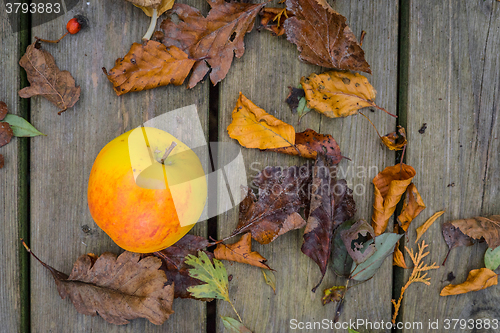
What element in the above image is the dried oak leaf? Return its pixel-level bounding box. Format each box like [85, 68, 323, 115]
[450, 215, 500, 249]
[105, 40, 195, 96]
[0, 101, 7, 120]
[268, 129, 343, 164]
[440, 268, 497, 296]
[398, 183, 426, 232]
[152, 234, 214, 300]
[19, 41, 80, 114]
[28, 248, 174, 325]
[160, 0, 267, 88]
[372, 163, 416, 236]
[340, 219, 376, 265]
[215, 233, 270, 269]
[0, 122, 14, 148]
[301, 71, 391, 118]
[302, 155, 356, 291]
[381, 125, 407, 151]
[230, 164, 311, 244]
[227, 92, 295, 149]
[284, 0, 370, 73]
[259, 8, 292, 36]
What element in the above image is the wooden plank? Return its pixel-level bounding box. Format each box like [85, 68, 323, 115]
[217, 1, 398, 331]
[29, 1, 210, 332]
[0, 9, 27, 333]
[401, 0, 500, 331]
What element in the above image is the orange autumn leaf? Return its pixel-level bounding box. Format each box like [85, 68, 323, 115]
[214, 233, 271, 270]
[393, 241, 408, 269]
[259, 8, 292, 36]
[415, 210, 445, 243]
[227, 93, 295, 149]
[440, 268, 498, 296]
[398, 183, 426, 232]
[372, 164, 416, 236]
[381, 125, 407, 151]
[105, 40, 195, 96]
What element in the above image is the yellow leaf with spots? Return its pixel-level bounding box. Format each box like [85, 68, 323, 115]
[227, 92, 295, 149]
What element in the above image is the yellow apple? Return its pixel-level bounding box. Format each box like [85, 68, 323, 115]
[87, 127, 207, 253]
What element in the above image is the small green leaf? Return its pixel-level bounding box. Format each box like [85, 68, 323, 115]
[348, 329, 360, 333]
[262, 269, 276, 294]
[349, 233, 402, 281]
[185, 251, 229, 301]
[2, 114, 44, 137]
[331, 220, 355, 277]
[221, 316, 252, 333]
[484, 247, 500, 270]
[297, 96, 312, 120]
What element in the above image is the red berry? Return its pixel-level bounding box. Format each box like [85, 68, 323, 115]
[66, 18, 81, 35]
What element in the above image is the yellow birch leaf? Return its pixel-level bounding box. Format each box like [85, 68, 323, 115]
[398, 183, 426, 232]
[440, 268, 497, 296]
[415, 210, 445, 243]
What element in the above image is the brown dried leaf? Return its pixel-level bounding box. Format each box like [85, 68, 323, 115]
[0, 122, 14, 148]
[393, 242, 408, 269]
[19, 42, 80, 114]
[302, 155, 356, 291]
[441, 221, 475, 265]
[268, 129, 343, 164]
[450, 215, 500, 249]
[161, 0, 267, 88]
[0, 154, 4, 169]
[105, 41, 195, 96]
[340, 220, 375, 264]
[381, 126, 407, 151]
[0, 101, 7, 120]
[284, 0, 370, 72]
[231, 164, 311, 244]
[440, 268, 498, 296]
[415, 210, 445, 242]
[227, 92, 295, 149]
[372, 164, 416, 235]
[215, 233, 270, 269]
[259, 8, 292, 36]
[398, 183, 426, 232]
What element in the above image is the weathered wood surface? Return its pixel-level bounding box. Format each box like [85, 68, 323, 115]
[217, 1, 398, 332]
[401, 1, 500, 332]
[29, 0, 209, 332]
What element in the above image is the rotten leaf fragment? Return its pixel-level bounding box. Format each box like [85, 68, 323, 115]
[442, 221, 475, 265]
[227, 93, 295, 149]
[371, 163, 416, 235]
[25, 245, 174, 325]
[440, 268, 497, 296]
[398, 183, 426, 232]
[302, 155, 356, 291]
[259, 8, 292, 36]
[215, 233, 271, 270]
[340, 220, 375, 265]
[322, 285, 346, 305]
[230, 164, 311, 244]
[285, 86, 312, 120]
[105, 41, 195, 96]
[415, 210, 445, 242]
[301, 71, 393, 118]
[0, 101, 7, 120]
[284, 0, 370, 73]
[19, 41, 80, 114]
[331, 220, 355, 277]
[161, 0, 267, 88]
[449, 215, 500, 249]
[0, 122, 13, 148]
[381, 125, 407, 151]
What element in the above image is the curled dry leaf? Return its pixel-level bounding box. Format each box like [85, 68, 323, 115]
[268, 129, 343, 164]
[450, 215, 500, 249]
[415, 210, 445, 243]
[440, 268, 498, 296]
[322, 285, 346, 306]
[371, 163, 416, 235]
[284, 0, 370, 73]
[0, 101, 7, 120]
[161, 0, 267, 88]
[230, 164, 311, 244]
[381, 125, 407, 151]
[398, 183, 426, 232]
[259, 8, 292, 36]
[340, 220, 375, 265]
[215, 233, 271, 270]
[0, 122, 14, 148]
[227, 93, 295, 149]
[301, 71, 390, 118]
[19, 41, 80, 114]
[393, 241, 408, 269]
[105, 41, 195, 96]
[302, 155, 356, 291]
[26, 245, 174, 325]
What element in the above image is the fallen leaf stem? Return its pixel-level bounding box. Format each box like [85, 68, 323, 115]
[359, 112, 382, 138]
[160, 142, 177, 164]
[143, 8, 158, 41]
[35, 32, 69, 44]
[228, 299, 242, 322]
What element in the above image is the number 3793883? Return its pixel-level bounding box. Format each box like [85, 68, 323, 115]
[6, 2, 61, 14]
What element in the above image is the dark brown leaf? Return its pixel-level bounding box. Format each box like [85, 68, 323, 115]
[259, 7, 292, 36]
[215, 233, 270, 269]
[301, 155, 356, 291]
[442, 221, 475, 265]
[231, 164, 311, 244]
[450, 215, 500, 249]
[340, 220, 375, 264]
[0, 122, 14, 148]
[284, 0, 370, 73]
[268, 129, 343, 164]
[18, 42, 80, 114]
[0, 101, 7, 120]
[161, 0, 267, 88]
[285, 86, 305, 113]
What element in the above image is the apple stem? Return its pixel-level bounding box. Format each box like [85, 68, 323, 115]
[160, 142, 177, 164]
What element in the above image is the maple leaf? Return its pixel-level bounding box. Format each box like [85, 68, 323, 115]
[259, 7, 292, 36]
[105, 40, 195, 96]
[24, 243, 174, 325]
[440, 268, 498, 296]
[0, 122, 13, 148]
[301, 71, 394, 118]
[284, 0, 370, 73]
[381, 126, 407, 151]
[371, 163, 416, 235]
[227, 92, 295, 149]
[160, 0, 267, 88]
[215, 233, 271, 269]
[449, 215, 500, 249]
[18, 41, 80, 114]
[229, 164, 311, 244]
[302, 155, 356, 291]
[397, 183, 426, 232]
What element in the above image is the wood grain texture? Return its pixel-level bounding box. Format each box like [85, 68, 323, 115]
[217, 1, 398, 331]
[29, 0, 209, 331]
[401, 0, 500, 331]
[0, 9, 24, 333]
